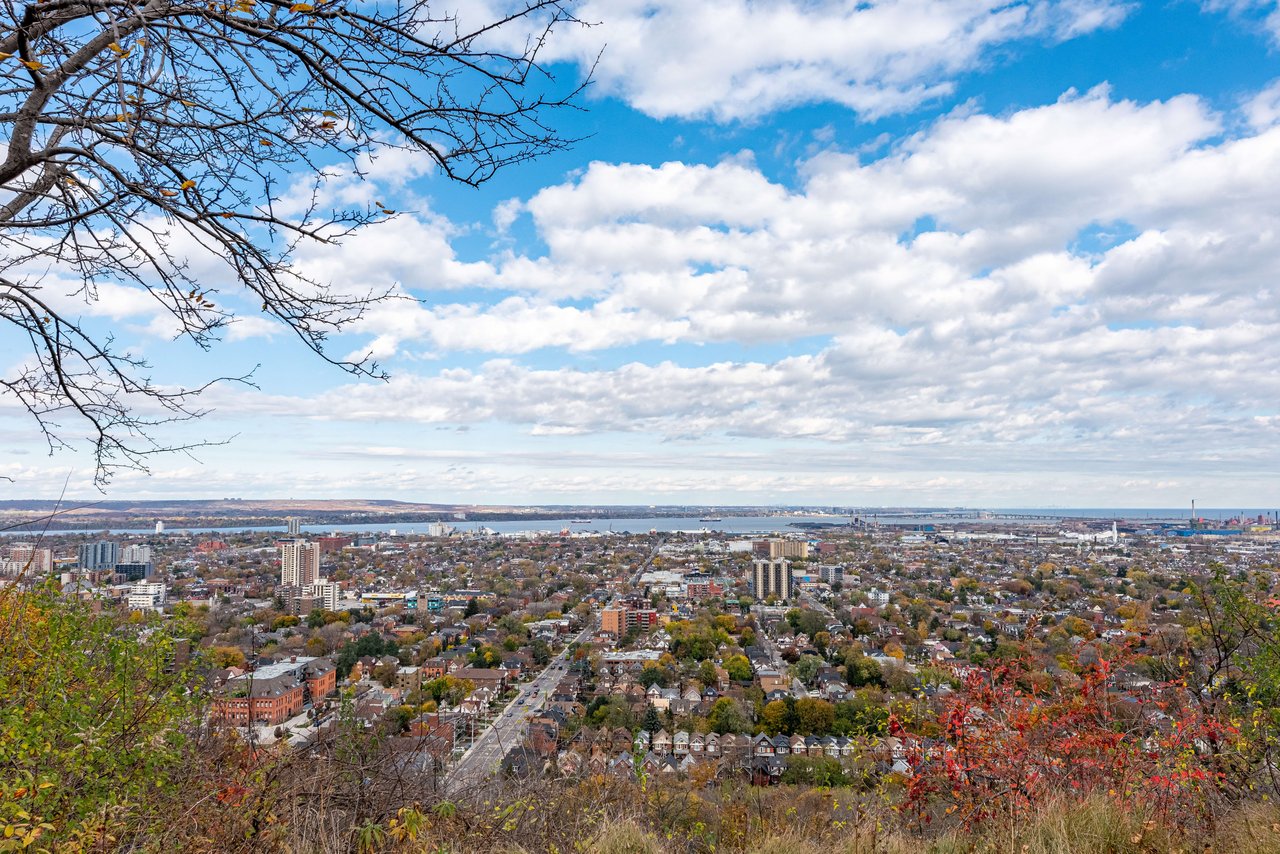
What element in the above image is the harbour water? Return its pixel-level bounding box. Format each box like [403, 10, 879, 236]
[3, 507, 1268, 537]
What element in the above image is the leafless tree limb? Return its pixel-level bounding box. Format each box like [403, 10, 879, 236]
[0, 0, 587, 485]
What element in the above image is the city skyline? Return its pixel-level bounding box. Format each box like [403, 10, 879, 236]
[4, 1, 1280, 505]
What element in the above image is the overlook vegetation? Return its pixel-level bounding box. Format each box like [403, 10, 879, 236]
[2, 568, 1279, 852]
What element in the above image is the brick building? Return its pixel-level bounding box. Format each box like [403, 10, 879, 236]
[452, 667, 508, 695]
[212, 657, 336, 727]
[601, 606, 659, 637]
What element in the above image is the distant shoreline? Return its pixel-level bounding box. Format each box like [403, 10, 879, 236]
[1, 505, 1260, 537]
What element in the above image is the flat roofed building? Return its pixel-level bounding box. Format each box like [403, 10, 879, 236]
[127, 581, 167, 611]
[1, 544, 52, 576]
[280, 540, 320, 586]
[751, 558, 792, 601]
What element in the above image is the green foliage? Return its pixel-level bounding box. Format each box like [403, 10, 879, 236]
[468, 643, 503, 667]
[638, 666, 669, 689]
[334, 632, 399, 678]
[384, 705, 414, 734]
[793, 698, 835, 734]
[834, 694, 889, 736]
[587, 696, 638, 730]
[666, 618, 731, 662]
[780, 755, 850, 787]
[496, 613, 529, 637]
[791, 653, 824, 685]
[706, 697, 750, 734]
[796, 610, 828, 639]
[354, 818, 388, 853]
[845, 654, 883, 688]
[531, 637, 552, 665]
[642, 704, 662, 735]
[724, 654, 753, 682]
[761, 699, 794, 735]
[0, 589, 198, 847]
[423, 675, 474, 706]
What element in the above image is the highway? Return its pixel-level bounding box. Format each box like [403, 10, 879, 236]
[444, 623, 593, 793]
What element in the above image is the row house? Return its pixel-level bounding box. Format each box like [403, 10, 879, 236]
[637, 751, 698, 776]
[632, 731, 772, 761]
[570, 727, 635, 754]
[645, 683, 703, 713]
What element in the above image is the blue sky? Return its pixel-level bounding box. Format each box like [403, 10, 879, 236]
[6, 0, 1280, 506]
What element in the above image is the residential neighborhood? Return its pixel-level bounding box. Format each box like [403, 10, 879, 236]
[5, 509, 1278, 793]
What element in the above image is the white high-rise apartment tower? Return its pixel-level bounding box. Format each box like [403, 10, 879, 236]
[280, 540, 320, 586]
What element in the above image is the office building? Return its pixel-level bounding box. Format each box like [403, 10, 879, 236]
[212, 657, 337, 726]
[751, 557, 792, 601]
[280, 540, 320, 586]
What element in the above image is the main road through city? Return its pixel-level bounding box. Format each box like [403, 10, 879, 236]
[444, 623, 594, 794]
[445, 541, 663, 794]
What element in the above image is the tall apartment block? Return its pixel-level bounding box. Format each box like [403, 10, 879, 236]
[78, 541, 119, 570]
[751, 557, 792, 601]
[1, 543, 53, 576]
[121, 544, 152, 564]
[601, 606, 659, 636]
[280, 540, 321, 586]
[752, 539, 809, 559]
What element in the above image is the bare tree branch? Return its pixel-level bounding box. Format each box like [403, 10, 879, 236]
[0, 0, 588, 485]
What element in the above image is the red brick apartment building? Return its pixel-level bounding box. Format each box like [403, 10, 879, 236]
[213, 657, 336, 727]
[601, 606, 659, 636]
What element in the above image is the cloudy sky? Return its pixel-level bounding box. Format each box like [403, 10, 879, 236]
[6, 0, 1280, 507]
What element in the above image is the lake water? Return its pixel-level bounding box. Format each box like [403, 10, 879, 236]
[4, 507, 1267, 537]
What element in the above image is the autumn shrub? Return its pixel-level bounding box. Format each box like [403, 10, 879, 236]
[582, 820, 666, 854]
[895, 650, 1236, 836]
[0, 585, 200, 850]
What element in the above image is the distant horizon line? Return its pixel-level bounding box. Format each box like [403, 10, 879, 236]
[0, 498, 1272, 512]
